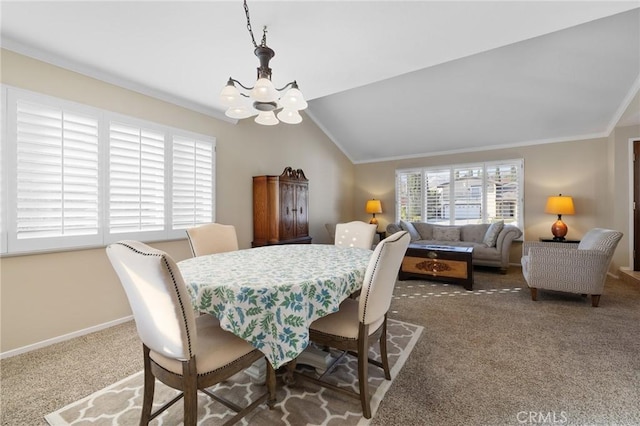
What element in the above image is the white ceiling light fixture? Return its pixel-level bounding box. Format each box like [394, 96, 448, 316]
[219, 0, 308, 126]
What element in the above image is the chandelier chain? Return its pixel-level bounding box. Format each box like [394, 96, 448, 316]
[243, 0, 258, 48]
[244, 0, 269, 49]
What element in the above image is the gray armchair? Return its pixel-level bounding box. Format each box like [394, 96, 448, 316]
[521, 228, 623, 307]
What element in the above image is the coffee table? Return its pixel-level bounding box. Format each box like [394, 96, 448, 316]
[399, 244, 474, 290]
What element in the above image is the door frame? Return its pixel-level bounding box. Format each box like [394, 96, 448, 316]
[631, 139, 640, 270]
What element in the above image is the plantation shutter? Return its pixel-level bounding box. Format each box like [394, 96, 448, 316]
[172, 136, 214, 230]
[451, 164, 483, 223]
[109, 122, 165, 234]
[395, 170, 423, 221]
[15, 100, 99, 240]
[424, 169, 449, 223]
[485, 160, 522, 227]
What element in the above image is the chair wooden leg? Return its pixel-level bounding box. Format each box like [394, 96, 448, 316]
[379, 316, 391, 380]
[591, 295, 601, 307]
[182, 358, 198, 426]
[358, 324, 372, 419]
[530, 287, 538, 301]
[141, 345, 155, 425]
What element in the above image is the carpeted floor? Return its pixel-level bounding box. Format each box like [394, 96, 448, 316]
[43, 319, 422, 426]
[2, 265, 640, 425]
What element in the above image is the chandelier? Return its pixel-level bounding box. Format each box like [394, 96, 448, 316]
[219, 0, 307, 126]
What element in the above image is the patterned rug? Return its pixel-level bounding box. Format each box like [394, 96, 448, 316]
[44, 319, 422, 426]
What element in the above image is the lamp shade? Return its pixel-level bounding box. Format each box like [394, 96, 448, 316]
[366, 199, 382, 214]
[277, 108, 302, 124]
[219, 83, 243, 107]
[544, 195, 575, 215]
[255, 110, 279, 126]
[280, 87, 308, 110]
[251, 78, 279, 103]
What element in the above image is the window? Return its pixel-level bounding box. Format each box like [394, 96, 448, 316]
[396, 159, 523, 229]
[1, 86, 216, 255]
[172, 136, 214, 231]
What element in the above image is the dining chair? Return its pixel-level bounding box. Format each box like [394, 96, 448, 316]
[298, 230, 410, 419]
[106, 240, 275, 425]
[186, 222, 239, 257]
[334, 221, 377, 249]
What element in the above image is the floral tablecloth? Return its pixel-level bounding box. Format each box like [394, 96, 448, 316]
[178, 244, 372, 369]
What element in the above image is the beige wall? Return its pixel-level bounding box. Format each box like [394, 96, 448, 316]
[0, 50, 355, 353]
[354, 135, 635, 271]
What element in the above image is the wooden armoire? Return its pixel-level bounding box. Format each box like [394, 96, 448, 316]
[252, 167, 312, 247]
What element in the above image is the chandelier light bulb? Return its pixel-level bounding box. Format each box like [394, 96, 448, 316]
[255, 110, 279, 126]
[277, 108, 303, 124]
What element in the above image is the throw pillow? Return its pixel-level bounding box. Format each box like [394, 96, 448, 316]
[432, 226, 461, 242]
[399, 220, 420, 241]
[483, 220, 504, 247]
[412, 222, 433, 240]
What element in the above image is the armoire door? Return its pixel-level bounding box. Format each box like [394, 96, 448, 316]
[279, 181, 296, 241]
[294, 183, 309, 238]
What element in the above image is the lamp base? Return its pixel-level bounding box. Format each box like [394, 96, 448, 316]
[369, 217, 378, 225]
[551, 216, 568, 240]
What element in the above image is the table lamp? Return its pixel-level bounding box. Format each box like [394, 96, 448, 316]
[544, 194, 575, 241]
[366, 199, 382, 225]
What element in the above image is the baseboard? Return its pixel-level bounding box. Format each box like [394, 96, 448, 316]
[0, 315, 133, 360]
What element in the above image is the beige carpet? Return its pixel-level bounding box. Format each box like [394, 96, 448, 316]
[44, 319, 422, 426]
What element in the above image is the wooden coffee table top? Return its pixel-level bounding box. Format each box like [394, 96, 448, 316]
[407, 244, 473, 254]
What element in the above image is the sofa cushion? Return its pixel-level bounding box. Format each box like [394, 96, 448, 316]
[412, 222, 433, 240]
[432, 226, 461, 242]
[483, 221, 504, 247]
[461, 224, 490, 243]
[399, 220, 421, 241]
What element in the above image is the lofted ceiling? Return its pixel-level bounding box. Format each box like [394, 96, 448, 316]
[2, 1, 639, 163]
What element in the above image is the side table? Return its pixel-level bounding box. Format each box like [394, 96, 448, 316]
[539, 238, 581, 243]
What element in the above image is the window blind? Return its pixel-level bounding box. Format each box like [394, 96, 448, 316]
[396, 159, 523, 229]
[16, 100, 99, 240]
[172, 136, 214, 230]
[3, 86, 217, 255]
[395, 169, 422, 222]
[109, 122, 165, 234]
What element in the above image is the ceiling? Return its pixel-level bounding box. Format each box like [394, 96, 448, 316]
[2, 1, 639, 163]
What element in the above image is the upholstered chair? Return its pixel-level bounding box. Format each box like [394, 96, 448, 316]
[521, 228, 623, 307]
[334, 221, 377, 249]
[186, 223, 239, 257]
[298, 231, 410, 418]
[106, 240, 275, 425]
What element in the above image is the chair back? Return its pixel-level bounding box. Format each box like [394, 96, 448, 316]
[358, 231, 410, 325]
[335, 221, 377, 249]
[186, 223, 239, 257]
[578, 228, 623, 255]
[106, 240, 196, 361]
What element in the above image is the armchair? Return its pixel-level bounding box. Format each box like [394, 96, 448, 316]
[521, 228, 623, 307]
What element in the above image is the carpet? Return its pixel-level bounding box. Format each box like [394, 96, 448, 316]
[44, 319, 423, 426]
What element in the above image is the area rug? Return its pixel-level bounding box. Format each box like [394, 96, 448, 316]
[44, 319, 422, 426]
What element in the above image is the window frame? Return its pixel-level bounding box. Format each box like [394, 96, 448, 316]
[395, 159, 524, 230]
[1, 85, 216, 256]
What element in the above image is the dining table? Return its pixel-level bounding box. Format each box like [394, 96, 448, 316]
[178, 244, 372, 369]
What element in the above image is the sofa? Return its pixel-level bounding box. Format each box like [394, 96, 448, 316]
[387, 220, 522, 273]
